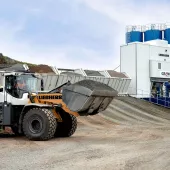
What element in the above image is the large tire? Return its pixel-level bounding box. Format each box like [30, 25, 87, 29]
[55, 112, 77, 137]
[22, 108, 57, 141]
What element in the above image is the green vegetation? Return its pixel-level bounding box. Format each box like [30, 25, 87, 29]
[0, 53, 37, 66]
[0, 53, 54, 73]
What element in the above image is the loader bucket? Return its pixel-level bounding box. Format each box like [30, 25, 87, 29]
[62, 80, 118, 116]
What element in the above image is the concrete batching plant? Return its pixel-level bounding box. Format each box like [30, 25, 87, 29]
[126, 23, 170, 44]
[121, 23, 170, 107]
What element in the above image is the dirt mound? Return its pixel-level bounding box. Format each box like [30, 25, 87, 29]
[29, 65, 54, 73]
[100, 96, 170, 126]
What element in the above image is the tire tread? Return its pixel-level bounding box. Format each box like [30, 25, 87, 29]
[23, 107, 56, 141]
[55, 112, 77, 137]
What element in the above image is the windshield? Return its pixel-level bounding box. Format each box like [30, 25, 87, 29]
[5, 74, 42, 98]
[16, 74, 40, 92]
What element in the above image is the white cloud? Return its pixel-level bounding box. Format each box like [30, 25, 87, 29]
[1, 0, 170, 71]
[75, 0, 170, 71]
[0, 20, 116, 70]
[77, 0, 170, 24]
[0, 0, 121, 70]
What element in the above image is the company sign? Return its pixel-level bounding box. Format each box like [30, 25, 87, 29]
[159, 54, 169, 57]
[160, 71, 170, 77]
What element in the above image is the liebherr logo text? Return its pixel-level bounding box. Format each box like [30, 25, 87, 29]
[38, 95, 62, 99]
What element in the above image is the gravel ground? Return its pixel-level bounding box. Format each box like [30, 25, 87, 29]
[1, 96, 170, 170]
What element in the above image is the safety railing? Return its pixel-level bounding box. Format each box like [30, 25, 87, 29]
[127, 87, 170, 108]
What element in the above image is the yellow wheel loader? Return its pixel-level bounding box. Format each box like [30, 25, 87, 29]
[0, 64, 118, 141]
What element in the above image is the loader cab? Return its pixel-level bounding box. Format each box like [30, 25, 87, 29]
[4, 73, 43, 99]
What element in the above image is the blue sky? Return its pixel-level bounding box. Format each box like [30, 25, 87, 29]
[0, 0, 169, 70]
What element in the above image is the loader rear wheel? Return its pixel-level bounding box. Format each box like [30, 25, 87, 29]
[22, 108, 57, 141]
[55, 112, 77, 137]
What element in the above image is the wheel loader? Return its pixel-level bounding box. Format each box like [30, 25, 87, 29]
[0, 64, 118, 141]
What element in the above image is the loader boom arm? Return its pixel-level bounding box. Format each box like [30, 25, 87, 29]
[30, 80, 118, 117]
[31, 93, 79, 117]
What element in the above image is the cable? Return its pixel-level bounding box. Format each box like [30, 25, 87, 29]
[113, 65, 120, 71]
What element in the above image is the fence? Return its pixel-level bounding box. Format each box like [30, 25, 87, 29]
[39, 74, 131, 94]
[126, 87, 151, 98]
[126, 86, 170, 108]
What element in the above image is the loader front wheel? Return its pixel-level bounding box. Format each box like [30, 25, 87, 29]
[55, 112, 77, 137]
[22, 108, 57, 141]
